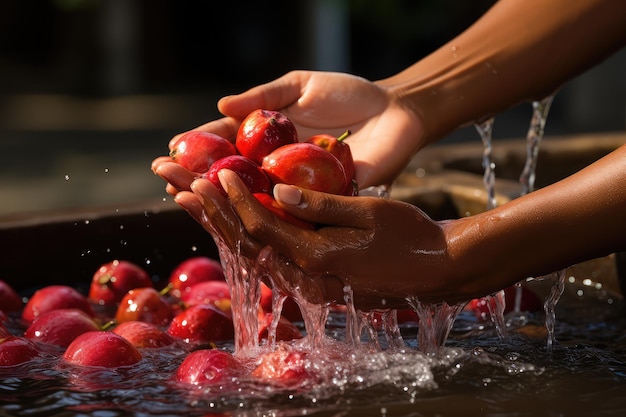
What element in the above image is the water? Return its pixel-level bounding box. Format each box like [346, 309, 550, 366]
[2, 299, 625, 416]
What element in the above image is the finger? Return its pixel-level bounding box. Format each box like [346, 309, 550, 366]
[273, 184, 374, 228]
[168, 116, 241, 149]
[190, 178, 260, 259]
[151, 155, 173, 174]
[216, 169, 317, 258]
[217, 71, 307, 119]
[154, 161, 198, 192]
[173, 191, 205, 224]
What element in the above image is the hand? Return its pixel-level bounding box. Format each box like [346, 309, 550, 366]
[152, 160, 332, 305]
[213, 169, 467, 308]
[169, 70, 424, 189]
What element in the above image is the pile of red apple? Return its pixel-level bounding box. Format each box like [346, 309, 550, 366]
[169, 109, 358, 229]
[0, 257, 309, 387]
[1, 256, 543, 394]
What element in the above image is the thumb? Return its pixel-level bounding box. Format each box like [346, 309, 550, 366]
[273, 184, 373, 228]
[218, 72, 307, 119]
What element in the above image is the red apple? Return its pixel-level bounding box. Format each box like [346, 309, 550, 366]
[170, 131, 237, 174]
[173, 349, 245, 386]
[0, 323, 9, 338]
[22, 285, 94, 324]
[203, 154, 272, 197]
[167, 304, 234, 344]
[253, 192, 315, 230]
[262, 142, 349, 195]
[251, 346, 311, 387]
[180, 280, 232, 314]
[259, 282, 303, 322]
[112, 321, 176, 349]
[0, 280, 23, 313]
[0, 336, 43, 367]
[25, 308, 100, 348]
[235, 109, 298, 164]
[63, 330, 142, 368]
[115, 287, 172, 326]
[258, 311, 302, 342]
[88, 260, 153, 307]
[167, 256, 226, 299]
[306, 130, 357, 195]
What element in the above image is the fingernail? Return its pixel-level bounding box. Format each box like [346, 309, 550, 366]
[217, 170, 230, 194]
[274, 184, 302, 205]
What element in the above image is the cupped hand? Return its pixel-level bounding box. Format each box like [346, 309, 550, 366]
[169, 70, 425, 189]
[215, 169, 466, 308]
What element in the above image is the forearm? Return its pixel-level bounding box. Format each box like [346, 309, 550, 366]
[447, 145, 626, 299]
[378, 0, 626, 147]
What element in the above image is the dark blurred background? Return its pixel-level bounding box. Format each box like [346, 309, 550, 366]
[1, 0, 624, 216]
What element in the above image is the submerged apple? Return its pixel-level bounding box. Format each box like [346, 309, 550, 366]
[25, 308, 101, 348]
[167, 256, 225, 299]
[63, 331, 142, 368]
[174, 349, 245, 386]
[0, 280, 23, 313]
[170, 131, 237, 174]
[262, 142, 349, 195]
[22, 285, 94, 324]
[235, 109, 298, 164]
[88, 260, 153, 307]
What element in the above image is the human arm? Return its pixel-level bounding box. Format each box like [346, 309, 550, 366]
[166, 0, 625, 189]
[206, 144, 626, 306]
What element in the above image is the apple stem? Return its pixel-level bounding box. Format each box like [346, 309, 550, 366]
[337, 130, 351, 142]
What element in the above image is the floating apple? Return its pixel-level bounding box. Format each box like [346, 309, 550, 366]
[63, 331, 142, 368]
[167, 304, 234, 345]
[0, 336, 44, 367]
[251, 345, 311, 387]
[170, 131, 237, 174]
[167, 256, 226, 299]
[115, 287, 172, 327]
[22, 285, 94, 324]
[25, 308, 101, 349]
[235, 109, 298, 164]
[112, 321, 176, 349]
[173, 349, 245, 386]
[88, 260, 153, 307]
[259, 282, 303, 322]
[257, 311, 302, 343]
[306, 130, 357, 195]
[262, 142, 349, 195]
[253, 192, 315, 230]
[180, 280, 232, 314]
[0, 280, 23, 313]
[203, 154, 272, 197]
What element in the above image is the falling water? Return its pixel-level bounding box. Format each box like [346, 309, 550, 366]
[516, 95, 566, 349]
[407, 296, 466, 355]
[543, 269, 566, 352]
[475, 118, 497, 211]
[475, 118, 508, 338]
[519, 96, 554, 196]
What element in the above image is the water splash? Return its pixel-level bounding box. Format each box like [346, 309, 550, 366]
[407, 296, 466, 355]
